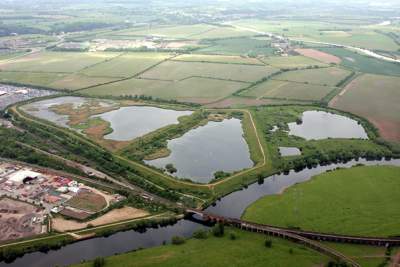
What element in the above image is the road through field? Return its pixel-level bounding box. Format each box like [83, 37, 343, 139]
[228, 23, 400, 63]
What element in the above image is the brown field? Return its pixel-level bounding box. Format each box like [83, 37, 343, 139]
[0, 198, 44, 241]
[295, 48, 341, 64]
[330, 74, 400, 142]
[66, 189, 107, 213]
[52, 207, 149, 232]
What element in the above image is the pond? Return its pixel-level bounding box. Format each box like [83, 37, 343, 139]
[279, 147, 301, 156]
[21, 96, 88, 128]
[288, 110, 368, 140]
[93, 106, 193, 141]
[145, 118, 254, 183]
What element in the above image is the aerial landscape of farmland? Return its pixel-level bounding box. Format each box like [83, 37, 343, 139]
[0, 0, 399, 266]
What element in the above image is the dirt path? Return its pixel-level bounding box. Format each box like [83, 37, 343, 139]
[390, 251, 400, 267]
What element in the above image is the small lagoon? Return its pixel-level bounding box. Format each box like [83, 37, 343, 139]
[94, 106, 193, 141]
[145, 118, 253, 183]
[288, 110, 368, 140]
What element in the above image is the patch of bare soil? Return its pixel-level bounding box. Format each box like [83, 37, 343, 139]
[295, 48, 341, 64]
[52, 206, 149, 232]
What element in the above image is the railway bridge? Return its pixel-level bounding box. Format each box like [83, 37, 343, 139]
[187, 209, 400, 267]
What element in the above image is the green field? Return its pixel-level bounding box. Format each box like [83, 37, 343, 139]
[318, 47, 400, 76]
[83, 77, 245, 103]
[48, 74, 119, 90]
[139, 60, 278, 83]
[0, 52, 117, 73]
[242, 79, 334, 101]
[74, 228, 328, 267]
[0, 71, 66, 88]
[173, 54, 263, 65]
[273, 67, 351, 86]
[198, 37, 277, 56]
[330, 73, 400, 142]
[81, 53, 171, 78]
[243, 165, 400, 236]
[262, 56, 327, 68]
[113, 24, 253, 39]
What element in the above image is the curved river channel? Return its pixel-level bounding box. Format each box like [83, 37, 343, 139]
[2, 158, 400, 267]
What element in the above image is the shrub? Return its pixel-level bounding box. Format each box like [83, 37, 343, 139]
[265, 239, 272, 248]
[192, 229, 208, 239]
[212, 223, 225, 237]
[93, 257, 105, 267]
[171, 236, 186, 245]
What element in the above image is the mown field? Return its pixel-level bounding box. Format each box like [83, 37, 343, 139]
[243, 165, 400, 236]
[74, 228, 329, 267]
[330, 73, 400, 142]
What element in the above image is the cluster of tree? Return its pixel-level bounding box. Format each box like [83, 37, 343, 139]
[0, 23, 44, 37]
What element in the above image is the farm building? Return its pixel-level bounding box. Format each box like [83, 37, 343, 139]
[0, 91, 7, 96]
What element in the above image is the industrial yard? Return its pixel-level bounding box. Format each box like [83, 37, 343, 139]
[0, 161, 125, 241]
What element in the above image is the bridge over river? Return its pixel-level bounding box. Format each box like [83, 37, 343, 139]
[187, 209, 400, 267]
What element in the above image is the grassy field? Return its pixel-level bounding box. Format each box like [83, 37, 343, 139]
[81, 53, 172, 78]
[318, 47, 400, 76]
[273, 67, 351, 86]
[113, 24, 253, 39]
[82, 77, 246, 103]
[0, 52, 117, 73]
[243, 165, 400, 236]
[0, 71, 66, 88]
[330, 73, 400, 142]
[74, 228, 328, 267]
[262, 56, 327, 68]
[173, 54, 263, 65]
[139, 60, 278, 83]
[198, 37, 277, 56]
[242, 79, 334, 101]
[48, 74, 119, 90]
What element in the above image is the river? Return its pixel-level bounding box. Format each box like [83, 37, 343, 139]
[2, 158, 399, 267]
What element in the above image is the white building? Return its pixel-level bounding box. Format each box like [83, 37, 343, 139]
[0, 91, 7, 96]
